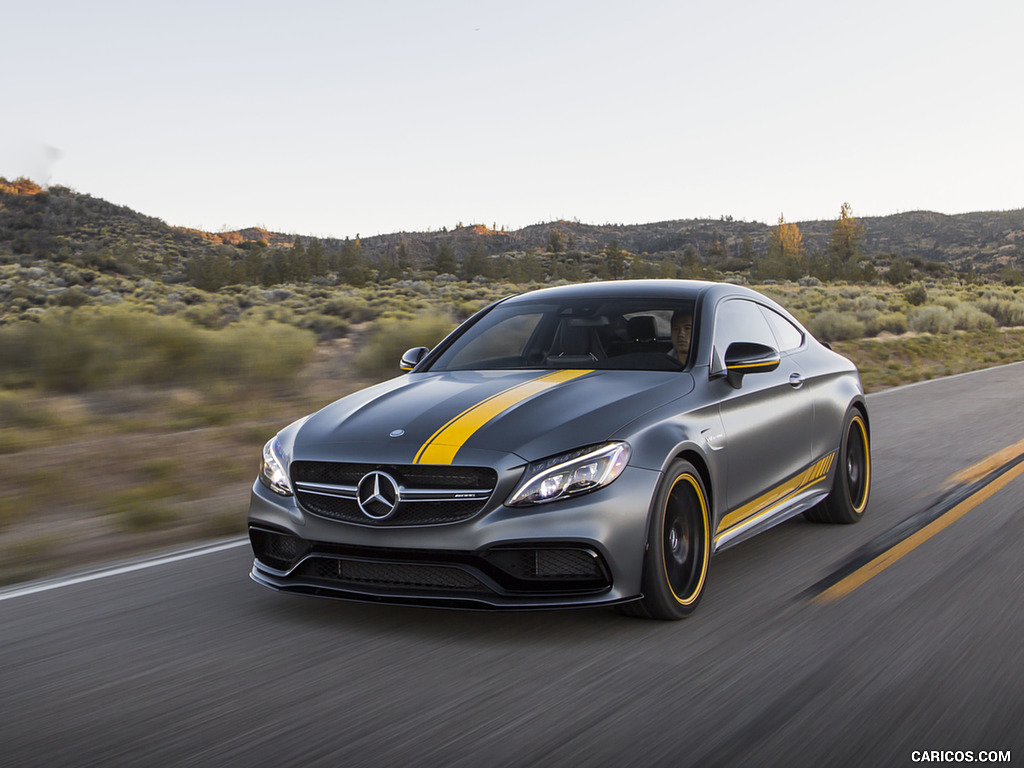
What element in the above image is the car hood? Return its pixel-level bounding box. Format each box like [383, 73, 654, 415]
[292, 368, 694, 465]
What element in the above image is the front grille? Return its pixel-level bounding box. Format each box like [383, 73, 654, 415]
[297, 495, 488, 526]
[293, 463, 495, 489]
[293, 556, 489, 593]
[291, 461, 498, 526]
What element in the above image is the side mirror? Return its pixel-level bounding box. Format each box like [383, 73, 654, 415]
[400, 346, 429, 372]
[724, 342, 780, 388]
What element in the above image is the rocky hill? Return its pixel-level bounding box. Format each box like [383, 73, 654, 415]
[1, 177, 1022, 282]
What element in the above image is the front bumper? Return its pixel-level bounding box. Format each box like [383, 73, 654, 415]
[246, 464, 660, 610]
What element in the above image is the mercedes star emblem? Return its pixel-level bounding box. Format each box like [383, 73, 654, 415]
[356, 471, 400, 519]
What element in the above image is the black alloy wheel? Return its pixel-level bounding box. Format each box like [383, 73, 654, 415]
[805, 408, 871, 524]
[621, 459, 710, 620]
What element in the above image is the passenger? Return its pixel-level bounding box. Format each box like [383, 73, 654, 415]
[669, 310, 693, 363]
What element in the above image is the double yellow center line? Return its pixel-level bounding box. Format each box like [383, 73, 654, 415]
[811, 438, 1024, 603]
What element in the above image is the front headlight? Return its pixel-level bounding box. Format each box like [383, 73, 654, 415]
[506, 442, 631, 507]
[259, 437, 293, 496]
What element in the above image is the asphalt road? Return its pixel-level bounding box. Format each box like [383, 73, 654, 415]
[3, 363, 1023, 767]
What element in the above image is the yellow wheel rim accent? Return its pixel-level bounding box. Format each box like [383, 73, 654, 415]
[849, 414, 870, 515]
[663, 474, 710, 606]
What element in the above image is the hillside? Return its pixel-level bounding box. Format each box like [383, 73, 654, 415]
[1, 177, 1022, 295]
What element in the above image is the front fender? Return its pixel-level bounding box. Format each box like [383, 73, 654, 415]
[614, 405, 727, 534]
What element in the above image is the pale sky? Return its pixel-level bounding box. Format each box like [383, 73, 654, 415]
[3, 0, 1021, 239]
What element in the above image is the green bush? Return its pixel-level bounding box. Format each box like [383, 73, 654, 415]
[56, 286, 91, 308]
[808, 311, 866, 342]
[908, 305, 954, 334]
[975, 298, 1024, 327]
[860, 310, 909, 336]
[0, 306, 315, 392]
[300, 313, 350, 339]
[953, 304, 997, 331]
[903, 284, 928, 306]
[871, 311, 908, 335]
[354, 313, 457, 379]
[322, 295, 377, 323]
[105, 487, 178, 532]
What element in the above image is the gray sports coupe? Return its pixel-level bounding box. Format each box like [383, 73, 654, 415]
[248, 279, 870, 619]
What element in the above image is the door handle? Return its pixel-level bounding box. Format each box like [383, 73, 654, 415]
[789, 373, 805, 389]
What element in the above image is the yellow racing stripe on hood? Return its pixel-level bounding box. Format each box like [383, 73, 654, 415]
[414, 369, 592, 465]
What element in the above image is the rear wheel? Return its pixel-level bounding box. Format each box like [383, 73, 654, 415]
[621, 459, 711, 620]
[804, 408, 870, 524]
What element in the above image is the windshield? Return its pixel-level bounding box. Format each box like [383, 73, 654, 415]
[428, 297, 697, 372]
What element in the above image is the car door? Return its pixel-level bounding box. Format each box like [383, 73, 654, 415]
[712, 298, 815, 512]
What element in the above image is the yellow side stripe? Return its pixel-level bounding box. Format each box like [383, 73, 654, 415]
[414, 369, 593, 465]
[715, 451, 837, 537]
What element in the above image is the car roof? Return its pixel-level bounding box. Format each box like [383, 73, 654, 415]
[501, 279, 754, 305]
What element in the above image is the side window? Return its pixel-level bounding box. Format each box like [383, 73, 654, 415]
[713, 299, 777, 355]
[760, 307, 804, 353]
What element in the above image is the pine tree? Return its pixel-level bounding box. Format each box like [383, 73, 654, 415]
[433, 242, 457, 274]
[462, 243, 490, 280]
[828, 203, 864, 264]
[306, 238, 326, 276]
[604, 240, 625, 279]
[769, 214, 804, 262]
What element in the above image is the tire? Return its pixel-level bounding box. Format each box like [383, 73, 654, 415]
[621, 459, 711, 620]
[804, 408, 871, 524]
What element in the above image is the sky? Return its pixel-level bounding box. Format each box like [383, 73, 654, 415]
[3, 0, 1022, 239]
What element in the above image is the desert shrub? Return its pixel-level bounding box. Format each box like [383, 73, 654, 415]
[0, 306, 315, 391]
[354, 313, 457, 379]
[56, 286, 91, 308]
[975, 298, 1024, 327]
[903, 284, 928, 306]
[183, 301, 235, 329]
[953, 304, 997, 331]
[808, 311, 866, 342]
[870, 311, 909, 335]
[205, 321, 315, 386]
[908, 305, 954, 334]
[300, 313, 350, 339]
[854, 296, 887, 313]
[105, 487, 178, 532]
[855, 309, 881, 337]
[321, 295, 377, 323]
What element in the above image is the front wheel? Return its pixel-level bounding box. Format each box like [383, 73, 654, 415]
[621, 459, 711, 620]
[805, 408, 871, 524]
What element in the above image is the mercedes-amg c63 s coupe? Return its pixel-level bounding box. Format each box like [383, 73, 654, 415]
[248, 279, 870, 619]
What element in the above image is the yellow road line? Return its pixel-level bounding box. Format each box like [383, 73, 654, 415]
[815, 459, 1024, 604]
[943, 437, 1024, 488]
[414, 369, 592, 465]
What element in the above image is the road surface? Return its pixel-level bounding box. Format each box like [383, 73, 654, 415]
[3, 363, 1023, 767]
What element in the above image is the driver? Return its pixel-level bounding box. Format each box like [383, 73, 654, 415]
[669, 310, 693, 363]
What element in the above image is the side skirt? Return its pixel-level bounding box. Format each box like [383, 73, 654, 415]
[712, 451, 836, 552]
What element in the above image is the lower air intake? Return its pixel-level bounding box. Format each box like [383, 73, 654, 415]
[294, 557, 489, 593]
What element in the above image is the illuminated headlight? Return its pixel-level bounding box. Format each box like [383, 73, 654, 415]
[259, 437, 293, 496]
[507, 442, 631, 507]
